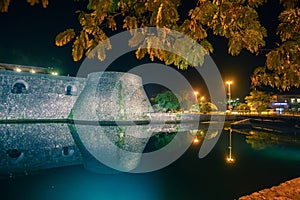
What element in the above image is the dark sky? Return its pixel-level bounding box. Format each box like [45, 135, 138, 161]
[0, 0, 283, 99]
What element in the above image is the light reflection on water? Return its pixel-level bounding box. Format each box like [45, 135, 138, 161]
[0, 123, 299, 200]
[242, 129, 300, 161]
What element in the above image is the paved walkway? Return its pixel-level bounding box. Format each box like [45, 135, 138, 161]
[239, 177, 300, 200]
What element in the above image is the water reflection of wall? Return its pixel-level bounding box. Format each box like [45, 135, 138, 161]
[0, 70, 85, 119]
[0, 122, 203, 176]
[0, 123, 82, 177]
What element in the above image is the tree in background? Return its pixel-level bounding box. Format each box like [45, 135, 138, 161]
[199, 102, 218, 113]
[245, 90, 272, 114]
[189, 104, 200, 113]
[234, 103, 250, 114]
[0, 0, 298, 89]
[178, 90, 196, 110]
[153, 91, 180, 112]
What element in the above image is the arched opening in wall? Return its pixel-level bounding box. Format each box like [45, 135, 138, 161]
[11, 80, 29, 94]
[62, 146, 75, 157]
[65, 85, 77, 96]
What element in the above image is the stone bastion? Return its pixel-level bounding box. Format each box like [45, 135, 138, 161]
[0, 65, 155, 175]
[0, 64, 201, 176]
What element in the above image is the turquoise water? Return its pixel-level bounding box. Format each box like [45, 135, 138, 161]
[0, 128, 299, 200]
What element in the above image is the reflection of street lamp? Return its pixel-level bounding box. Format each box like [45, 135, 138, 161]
[226, 128, 235, 164]
[193, 136, 200, 144]
[226, 81, 233, 111]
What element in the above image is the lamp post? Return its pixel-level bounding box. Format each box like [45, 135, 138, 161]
[226, 81, 233, 111]
[193, 91, 199, 103]
[193, 91, 199, 97]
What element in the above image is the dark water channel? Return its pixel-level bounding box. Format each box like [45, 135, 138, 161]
[0, 123, 299, 200]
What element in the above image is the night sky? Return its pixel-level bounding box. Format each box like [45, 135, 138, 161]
[0, 0, 283, 99]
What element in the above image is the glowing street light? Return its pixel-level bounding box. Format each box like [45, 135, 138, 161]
[193, 91, 199, 97]
[30, 69, 36, 74]
[51, 72, 58, 76]
[226, 81, 233, 111]
[193, 136, 200, 144]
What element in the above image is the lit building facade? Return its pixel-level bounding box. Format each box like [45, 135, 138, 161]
[271, 95, 300, 114]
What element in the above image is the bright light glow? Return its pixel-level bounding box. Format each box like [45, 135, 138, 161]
[200, 96, 205, 101]
[51, 72, 58, 76]
[15, 68, 22, 72]
[193, 91, 199, 96]
[226, 156, 235, 163]
[30, 69, 36, 74]
[193, 137, 200, 144]
[226, 81, 233, 85]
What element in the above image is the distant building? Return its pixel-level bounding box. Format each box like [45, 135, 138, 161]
[227, 98, 240, 110]
[271, 95, 300, 114]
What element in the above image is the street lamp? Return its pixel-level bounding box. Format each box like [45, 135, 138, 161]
[194, 91, 199, 103]
[193, 91, 199, 97]
[226, 81, 233, 111]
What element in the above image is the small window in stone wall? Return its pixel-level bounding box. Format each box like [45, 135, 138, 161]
[11, 80, 29, 94]
[65, 85, 77, 96]
[62, 146, 75, 157]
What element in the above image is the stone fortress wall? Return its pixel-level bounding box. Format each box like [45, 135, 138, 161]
[0, 65, 154, 176]
[0, 64, 87, 177]
[0, 70, 86, 119]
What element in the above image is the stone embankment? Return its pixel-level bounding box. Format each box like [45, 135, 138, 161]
[239, 177, 300, 200]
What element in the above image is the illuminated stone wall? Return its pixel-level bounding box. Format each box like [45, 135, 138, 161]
[0, 70, 86, 119]
[0, 70, 155, 174]
[72, 72, 153, 121]
[0, 71, 153, 120]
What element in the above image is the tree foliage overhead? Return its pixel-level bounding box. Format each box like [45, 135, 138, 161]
[0, 0, 267, 69]
[252, 1, 300, 91]
[0, 0, 299, 89]
[55, 0, 268, 70]
[0, 0, 48, 12]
